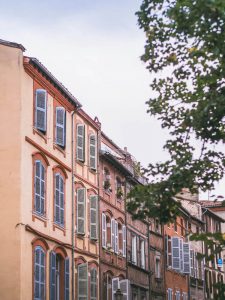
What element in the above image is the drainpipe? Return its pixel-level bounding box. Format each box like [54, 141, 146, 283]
[71, 110, 75, 300]
[124, 179, 128, 280]
[97, 127, 101, 299]
[147, 220, 151, 300]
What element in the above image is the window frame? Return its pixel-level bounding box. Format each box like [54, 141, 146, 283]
[54, 172, 65, 228]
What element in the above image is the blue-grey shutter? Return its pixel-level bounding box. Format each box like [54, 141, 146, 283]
[102, 213, 107, 248]
[120, 279, 130, 300]
[112, 277, 119, 300]
[122, 225, 126, 257]
[183, 243, 190, 274]
[172, 237, 180, 270]
[56, 107, 66, 147]
[55, 174, 64, 227]
[89, 134, 96, 170]
[77, 188, 85, 234]
[78, 263, 88, 300]
[64, 257, 70, 300]
[77, 124, 85, 161]
[90, 195, 98, 240]
[90, 268, 97, 300]
[35, 89, 47, 132]
[35, 160, 45, 215]
[34, 246, 45, 300]
[111, 219, 115, 251]
[179, 239, 183, 272]
[50, 251, 56, 300]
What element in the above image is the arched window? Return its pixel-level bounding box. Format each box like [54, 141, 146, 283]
[103, 168, 111, 192]
[90, 268, 97, 300]
[34, 160, 46, 215]
[116, 177, 123, 199]
[54, 173, 65, 227]
[34, 246, 46, 300]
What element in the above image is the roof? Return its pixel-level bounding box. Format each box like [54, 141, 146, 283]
[200, 200, 224, 208]
[26, 57, 82, 108]
[202, 206, 225, 223]
[0, 38, 26, 52]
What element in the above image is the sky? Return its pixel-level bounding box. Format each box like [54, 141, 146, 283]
[1, 0, 223, 199]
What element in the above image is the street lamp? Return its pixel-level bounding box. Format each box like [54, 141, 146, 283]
[115, 288, 123, 300]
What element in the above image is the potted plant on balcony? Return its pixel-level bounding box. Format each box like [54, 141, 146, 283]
[104, 180, 111, 191]
[116, 187, 123, 199]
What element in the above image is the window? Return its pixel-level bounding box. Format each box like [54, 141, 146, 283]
[90, 268, 97, 300]
[167, 288, 173, 300]
[78, 263, 88, 300]
[34, 246, 45, 300]
[166, 235, 172, 267]
[54, 173, 64, 227]
[140, 239, 145, 269]
[111, 219, 115, 251]
[174, 220, 178, 232]
[103, 168, 111, 192]
[183, 243, 191, 274]
[90, 195, 98, 240]
[77, 124, 85, 162]
[172, 237, 180, 270]
[102, 213, 107, 248]
[114, 220, 119, 253]
[122, 225, 126, 257]
[35, 89, 47, 133]
[55, 107, 66, 147]
[155, 219, 161, 234]
[89, 134, 97, 170]
[49, 251, 70, 300]
[175, 291, 180, 300]
[112, 278, 130, 300]
[182, 292, 188, 300]
[34, 160, 45, 216]
[155, 257, 160, 278]
[181, 218, 184, 236]
[131, 235, 137, 264]
[116, 177, 123, 199]
[77, 188, 86, 234]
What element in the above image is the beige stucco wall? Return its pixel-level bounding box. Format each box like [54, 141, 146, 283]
[0, 44, 23, 299]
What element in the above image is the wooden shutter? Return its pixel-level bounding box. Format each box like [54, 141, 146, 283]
[90, 268, 97, 300]
[172, 237, 180, 271]
[190, 250, 195, 277]
[122, 225, 126, 257]
[111, 219, 115, 251]
[49, 251, 56, 300]
[132, 235, 137, 264]
[34, 160, 45, 215]
[34, 246, 45, 300]
[78, 263, 88, 300]
[77, 188, 85, 234]
[120, 279, 130, 300]
[90, 195, 98, 240]
[35, 89, 47, 132]
[179, 239, 183, 272]
[114, 221, 118, 254]
[55, 174, 64, 226]
[56, 107, 66, 147]
[112, 277, 119, 300]
[167, 289, 173, 300]
[64, 257, 70, 300]
[141, 240, 145, 269]
[102, 213, 106, 248]
[77, 124, 85, 161]
[89, 134, 97, 170]
[183, 243, 190, 274]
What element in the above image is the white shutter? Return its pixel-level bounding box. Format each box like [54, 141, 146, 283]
[167, 288, 173, 300]
[55, 107, 66, 147]
[201, 259, 204, 280]
[176, 291, 180, 300]
[111, 219, 115, 252]
[122, 225, 126, 257]
[141, 240, 145, 269]
[182, 292, 187, 300]
[120, 279, 130, 300]
[112, 277, 119, 300]
[194, 252, 197, 278]
[172, 237, 180, 270]
[102, 213, 106, 248]
[77, 188, 85, 234]
[132, 235, 137, 264]
[183, 243, 190, 274]
[115, 221, 118, 254]
[35, 89, 47, 132]
[77, 124, 85, 161]
[90, 195, 98, 240]
[179, 239, 183, 272]
[89, 134, 97, 170]
[78, 263, 88, 300]
[190, 250, 195, 277]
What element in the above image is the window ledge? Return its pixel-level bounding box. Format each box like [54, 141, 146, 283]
[89, 167, 97, 174]
[53, 143, 66, 157]
[53, 223, 66, 235]
[32, 212, 47, 226]
[33, 127, 47, 143]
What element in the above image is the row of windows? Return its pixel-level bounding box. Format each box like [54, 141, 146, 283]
[35, 89, 97, 170]
[34, 159, 98, 239]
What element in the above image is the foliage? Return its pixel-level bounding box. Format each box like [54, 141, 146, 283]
[127, 0, 225, 223]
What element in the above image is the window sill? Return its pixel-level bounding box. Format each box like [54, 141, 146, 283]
[33, 127, 47, 143]
[76, 233, 85, 239]
[32, 212, 47, 226]
[76, 159, 85, 167]
[53, 223, 65, 235]
[53, 143, 66, 157]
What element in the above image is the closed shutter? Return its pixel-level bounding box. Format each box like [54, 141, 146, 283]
[176, 291, 180, 300]
[35, 160, 45, 215]
[90, 195, 98, 240]
[183, 243, 190, 274]
[167, 288, 173, 300]
[89, 134, 97, 170]
[55, 107, 66, 147]
[78, 263, 88, 300]
[77, 124, 85, 161]
[49, 251, 56, 300]
[141, 240, 145, 269]
[114, 220, 118, 253]
[172, 237, 180, 270]
[120, 279, 130, 300]
[132, 235, 137, 264]
[190, 250, 195, 277]
[34, 246, 45, 300]
[194, 252, 197, 278]
[55, 174, 64, 227]
[35, 89, 47, 132]
[201, 259, 204, 280]
[112, 277, 119, 300]
[102, 213, 107, 248]
[179, 239, 183, 272]
[64, 257, 70, 300]
[111, 219, 115, 252]
[122, 225, 126, 257]
[77, 188, 85, 234]
[90, 268, 97, 300]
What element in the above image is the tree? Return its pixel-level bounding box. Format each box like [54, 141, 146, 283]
[127, 0, 225, 223]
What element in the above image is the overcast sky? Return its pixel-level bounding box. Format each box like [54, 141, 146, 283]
[1, 0, 223, 199]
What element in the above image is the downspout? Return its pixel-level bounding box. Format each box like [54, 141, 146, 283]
[71, 110, 75, 300]
[124, 179, 128, 280]
[97, 127, 101, 299]
[147, 220, 151, 300]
